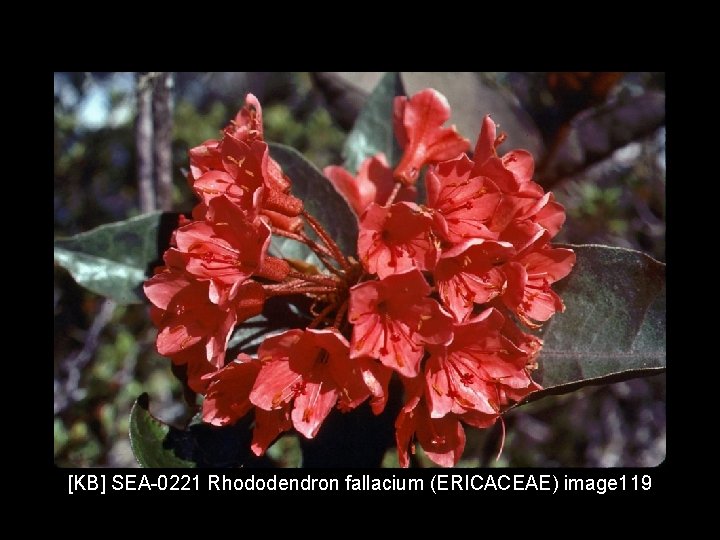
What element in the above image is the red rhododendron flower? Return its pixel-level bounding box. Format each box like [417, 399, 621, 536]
[489, 178, 567, 237]
[324, 153, 416, 217]
[496, 219, 550, 259]
[228, 93, 263, 141]
[227, 96, 293, 197]
[192, 137, 265, 215]
[151, 279, 235, 360]
[499, 314, 543, 367]
[249, 328, 369, 439]
[424, 308, 538, 419]
[531, 194, 566, 238]
[202, 354, 260, 426]
[172, 196, 272, 304]
[201, 354, 295, 456]
[188, 93, 302, 230]
[358, 202, 439, 279]
[145, 272, 264, 367]
[144, 242, 265, 382]
[166, 344, 218, 394]
[501, 245, 576, 328]
[142, 87, 577, 469]
[425, 154, 501, 243]
[221, 134, 302, 218]
[393, 88, 470, 185]
[349, 269, 453, 377]
[358, 357, 394, 415]
[188, 139, 223, 187]
[187, 93, 262, 192]
[251, 407, 293, 457]
[395, 379, 466, 468]
[470, 115, 568, 239]
[434, 239, 515, 322]
[470, 115, 526, 193]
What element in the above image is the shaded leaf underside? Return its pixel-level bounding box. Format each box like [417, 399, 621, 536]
[518, 244, 665, 405]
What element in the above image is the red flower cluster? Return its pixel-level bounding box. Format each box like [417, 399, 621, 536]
[145, 88, 575, 467]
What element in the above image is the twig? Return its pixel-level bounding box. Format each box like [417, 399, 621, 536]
[54, 298, 116, 414]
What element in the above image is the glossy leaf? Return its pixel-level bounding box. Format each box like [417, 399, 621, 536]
[520, 244, 665, 404]
[54, 212, 178, 304]
[129, 393, 196, 468]
[269, 143, 358, 258]
[342, 71, 403, 174]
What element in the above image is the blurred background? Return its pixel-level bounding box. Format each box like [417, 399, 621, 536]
[54, 72, 665, 467]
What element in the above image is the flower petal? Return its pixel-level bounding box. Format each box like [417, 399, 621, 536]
[393, 89, 470, 185]
[251, 407, 292, 456]
[291, 380, 338, 439]
[202, 355, 260, 426]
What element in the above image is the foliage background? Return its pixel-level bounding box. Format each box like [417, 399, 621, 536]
[54, 72, 665, 467]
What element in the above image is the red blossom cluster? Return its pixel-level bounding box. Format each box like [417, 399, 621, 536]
[144, 88, 575, 467]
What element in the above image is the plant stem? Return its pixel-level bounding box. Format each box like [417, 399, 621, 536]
[271, 227, 344, 277]
[272, 227, 335, 259]
[307, 302, 337, 329]
[297, 230, 346, 276]
[264, 278, 305, 289]
[302, 210, 352, 272]
[333, 299, 349, 328]
[287, 270, 339, 287]
[264, 284, 336, 297]
[316, 253, 345, 278]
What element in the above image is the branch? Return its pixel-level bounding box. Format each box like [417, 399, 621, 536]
[153, 72, 174, 211]
[537, 91, 665, 189]
[136, 72, 155, 213]
[54, 298, 117, 414]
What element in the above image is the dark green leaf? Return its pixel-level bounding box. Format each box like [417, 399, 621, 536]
[54, 212, 179, 304]
[269, 142, 358, 258]
[130, 394, 276, 468]
[342, 72, 403, 174]
[521, 244, 665, 404]
[129, 393, 196, 468]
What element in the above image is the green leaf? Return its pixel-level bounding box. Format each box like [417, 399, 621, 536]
[54, 212, 178, 304]
[129, 393, 196, 468]
[523, 244, 665, 404]
[342, 71, 403, 174]
[130, 394, 276, 468]
[269, 142, 358, 258]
